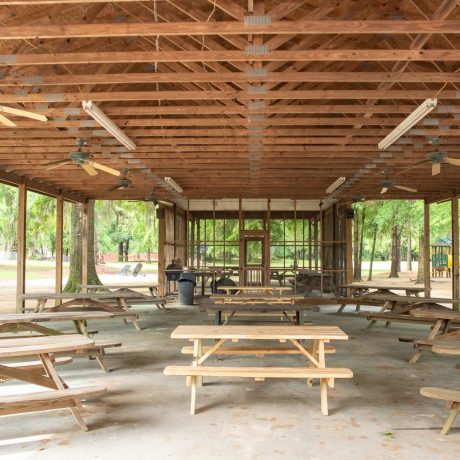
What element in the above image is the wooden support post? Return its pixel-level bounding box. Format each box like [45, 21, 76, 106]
[345, 203, 353, 294]
[16, 182, 27, 313]
[265, 198, 271, 285]
[55, 193, 64, 295]
[81, 201, 89, 291]
[423, 200, 431, 298]
[314, 217, 319, 271]
[452, 197, 459, 309]
[158, 206, 166, 297]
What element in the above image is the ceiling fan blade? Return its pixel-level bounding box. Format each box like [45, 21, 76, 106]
[397, 160, 430, 175]
[87, 161, 121, 177]
[81, 162, 98, 176]
[44, 160, 71, 170]
[158, 200, 174, 207]
[380, 187, 388, 194]
[432, 162, 441, 175]
[445, 157, 460, 167]
[0, 105, 47, 122]
[394, 185, 418, 193]
[0, 113, 17, 127]
[106, 185, 122, 192]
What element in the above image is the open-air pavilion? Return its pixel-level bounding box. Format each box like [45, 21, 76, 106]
[0, 1, 460, 458]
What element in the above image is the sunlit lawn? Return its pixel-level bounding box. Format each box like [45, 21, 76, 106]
[0, 259, 158, 281]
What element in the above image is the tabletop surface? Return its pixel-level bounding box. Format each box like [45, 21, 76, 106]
[366, 294, 459, 303]
[19, 291, 146, 300]
[220, 286, 292, 291]
[211, 293, 304, 299]
[171, 325, 348, 340]
[0, 334, 94, 358]
[410, 308, 460, 320]
[79, 284, 158, 289]
[0, 311, 114, 323]
[341, 284, 425, 290]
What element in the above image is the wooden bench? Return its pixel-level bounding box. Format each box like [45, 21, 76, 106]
[181, 344, 336, 356]
[420, 387, 460, 435]
[164, 324, 351, 416]
[0, 386, 107, 431]
[0, 335, 107, 431]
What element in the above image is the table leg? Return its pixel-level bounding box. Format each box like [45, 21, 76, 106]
[295, 310, 301, 326]
[190, 339, 202, 415]
[317, 339, 329, 416]
[40, 353, 88, 430]
[215, 310, 222, 325]
[409, 319, 447, 364]
[201, 276, 205, 297]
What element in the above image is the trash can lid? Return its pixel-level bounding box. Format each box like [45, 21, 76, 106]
[179, 272, 197, 282]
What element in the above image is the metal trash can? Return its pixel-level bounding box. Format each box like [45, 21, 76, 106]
[178, 273, 196, 305]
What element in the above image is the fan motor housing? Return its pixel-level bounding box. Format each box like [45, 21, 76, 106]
[69, 151, 90, 164]
[427, 152, 447, 163]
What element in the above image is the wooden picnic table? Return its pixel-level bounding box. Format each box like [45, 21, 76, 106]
[337, 284, 426, 313]
[164, 325, 352, 416]
[0, 311, 135, 371]
[219, 285, 292, 295]
[363, 294, 459, 330]
[18, 292, 149, 330]
[78, 284, 166, 310]
[400, 308, 460, 364]
[210, 293, 304, 305]
[0, 334, 106, 431]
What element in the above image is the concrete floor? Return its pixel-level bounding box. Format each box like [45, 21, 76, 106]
[1, 302, 459, 460]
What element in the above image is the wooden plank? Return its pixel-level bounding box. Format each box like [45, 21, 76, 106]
[0, 21, 459, 40]
[170, 325, 348, 340]
[164, 365, 353, 379]
[424, 200, 431, 297]
[3, 50, 460, 66]
[0, 335, 94, 358]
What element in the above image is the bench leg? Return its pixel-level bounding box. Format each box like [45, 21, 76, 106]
[131, 318, 142, 332]
[320, 378, 328, 416]
[337, 303, 346, 313]
[409, 319, 446, 364]
[366, 320, 377, 330]
[441, 409, 458, 435]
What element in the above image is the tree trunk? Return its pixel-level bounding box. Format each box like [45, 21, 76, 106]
[368, 225, 377, 281]
[353, 209, 361, 281]
[118, 241, 124, 262]
[389, 225, 400, 278]
[406, 234, 412, 271]
[397, 230, 401, 273]
[416, 233, 425, 284]
[124, 238, 129, 262]
[147, 246, 151, 263]
[63, 201, 102, 292]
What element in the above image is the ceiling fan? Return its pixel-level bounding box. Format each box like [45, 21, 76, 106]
[107, 170, 133, 192]
[380, 179, 417, 195]
[398, 152, 460, 176]
[0, 105, 47, 127]
[141, 190, 174, 207]
[43, 139, 121, 177]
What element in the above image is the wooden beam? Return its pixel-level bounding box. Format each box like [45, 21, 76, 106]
[55, 193, 63, 295]
[452, 196, 459, 309]
[4, 71, 460, 87]
[0, 89, 458, 103]
[16, 182, 26, 313]
[424, 200, 431, 297]
[81, 201, 88, 291]
[0, 21, 459, 39]
[158, 206, 166, 297]
[3, 49, 459, 66]
[345, 204, 353, 289]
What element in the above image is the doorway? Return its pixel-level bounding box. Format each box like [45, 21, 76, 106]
[240, 232, 266, 285]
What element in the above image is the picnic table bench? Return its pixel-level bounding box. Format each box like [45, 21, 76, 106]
[164, 325, 352, 416]
[0, 335, 107, 431]
[0, 311, 132, 372]
[210, 293, 305, 305]
[219, 285, 292, 296]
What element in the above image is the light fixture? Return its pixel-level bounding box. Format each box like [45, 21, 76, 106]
[82, 100, 136, 151]
[378, 98, 437, 150]
[165, 176, 183, 194]
[326, 176, 346, 194]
